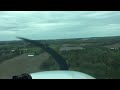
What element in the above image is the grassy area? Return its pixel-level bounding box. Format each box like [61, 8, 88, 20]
[61, 47, 120, 79]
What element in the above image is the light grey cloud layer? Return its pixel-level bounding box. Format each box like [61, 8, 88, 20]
[0, 11, 120, 41]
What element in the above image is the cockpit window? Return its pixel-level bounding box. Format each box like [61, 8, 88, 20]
[0, 11, 120, 79]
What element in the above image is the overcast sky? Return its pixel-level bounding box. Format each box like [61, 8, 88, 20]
[0, 11, 120, 41]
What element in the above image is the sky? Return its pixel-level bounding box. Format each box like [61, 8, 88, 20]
[0, 11, 120, 41]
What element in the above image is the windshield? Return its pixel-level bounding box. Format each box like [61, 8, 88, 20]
[0, 11, 120, 79]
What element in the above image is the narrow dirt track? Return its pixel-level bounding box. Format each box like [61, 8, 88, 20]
[0, 52, 50, 79]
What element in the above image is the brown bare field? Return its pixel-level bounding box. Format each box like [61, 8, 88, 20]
[104, 43, 120, 48]
[0, 52, 50, 79]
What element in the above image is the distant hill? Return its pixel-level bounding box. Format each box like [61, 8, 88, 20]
[1, 36, 120, 44]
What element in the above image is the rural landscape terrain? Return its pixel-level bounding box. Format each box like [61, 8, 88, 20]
[0, 36, 120, 79]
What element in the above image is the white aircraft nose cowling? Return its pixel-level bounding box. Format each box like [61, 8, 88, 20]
[30, 70, 95, 79]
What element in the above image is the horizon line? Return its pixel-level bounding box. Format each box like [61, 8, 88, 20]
[0, 35, 120, 42]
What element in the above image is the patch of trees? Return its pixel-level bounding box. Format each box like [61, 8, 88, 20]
[42, 46, 120, 79]
[62, 47, 120, 79]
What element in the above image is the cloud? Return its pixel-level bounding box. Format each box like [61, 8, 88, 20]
[0, 11, 120, 41]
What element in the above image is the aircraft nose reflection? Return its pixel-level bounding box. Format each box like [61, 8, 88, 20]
[30, 71, 95, 79]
